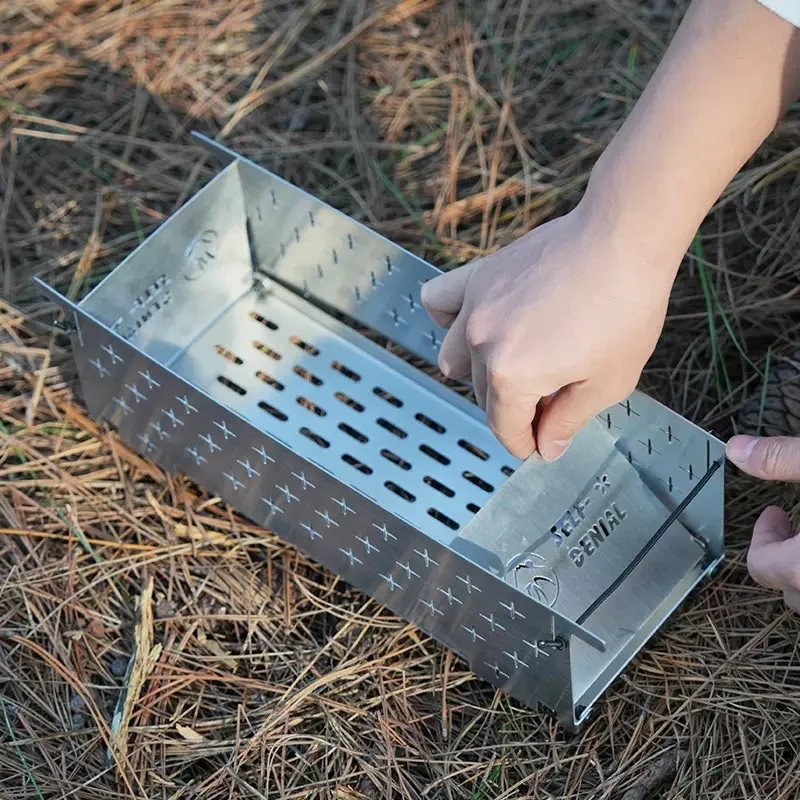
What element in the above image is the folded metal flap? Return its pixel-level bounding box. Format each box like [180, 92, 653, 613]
[455, 416, 722, 632]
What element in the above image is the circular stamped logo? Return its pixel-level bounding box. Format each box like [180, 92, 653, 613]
[505, 552, 560, 608]
[183, 229, 220, 280]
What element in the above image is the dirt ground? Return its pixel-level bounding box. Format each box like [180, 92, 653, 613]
[2, 0, 800, 797]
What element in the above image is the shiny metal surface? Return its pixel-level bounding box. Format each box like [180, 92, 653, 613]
[36, 137, 726, 730]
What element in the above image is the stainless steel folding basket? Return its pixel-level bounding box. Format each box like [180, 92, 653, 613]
[37, 133, 726, 730]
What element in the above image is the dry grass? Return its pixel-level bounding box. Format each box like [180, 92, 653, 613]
[2, 0, 800, 797]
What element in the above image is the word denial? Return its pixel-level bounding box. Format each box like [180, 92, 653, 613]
[548, 474, 628, 569]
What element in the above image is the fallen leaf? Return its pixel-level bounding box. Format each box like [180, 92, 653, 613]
[175, 724, 205, 743]
[174, 522, 235, 547]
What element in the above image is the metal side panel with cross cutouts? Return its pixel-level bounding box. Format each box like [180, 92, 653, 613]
[38, 285, 608, 728]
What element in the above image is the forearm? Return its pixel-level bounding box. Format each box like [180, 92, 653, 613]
[584, 0, 800, 270]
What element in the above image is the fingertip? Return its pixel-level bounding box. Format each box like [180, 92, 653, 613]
[726, 435, 758, 466]
[728, 435, 800, 482]
[753, 505, 793, 545]
[504, 436, 537, 461]
[540, 437, 573, 462]
[419, 277, 437, 309]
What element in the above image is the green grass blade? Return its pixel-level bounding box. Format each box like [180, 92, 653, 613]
[1, 696, 46, 800]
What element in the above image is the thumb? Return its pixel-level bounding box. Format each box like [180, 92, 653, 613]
[535, 381, 608, 462]
[747, 505, 800, 592]
[420, 263, 476, 328]
[726, 435, 800, 482]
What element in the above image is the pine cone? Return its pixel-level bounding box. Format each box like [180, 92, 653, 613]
[737, 348, 800, 437]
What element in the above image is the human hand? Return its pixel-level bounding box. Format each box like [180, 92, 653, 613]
[420, 199, 681, 461]
[727, 434, 800, 612]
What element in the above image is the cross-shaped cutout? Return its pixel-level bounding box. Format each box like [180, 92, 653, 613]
[200, 433, 221, 453]
[339, 547, 362, 567]
[300, 523, 322, 540]
[380, 573, 404, 591]
[214, 420, 236, 439]
[414, 549, 439, 568]
[500, 600, 525, 620]
[292, 471, 315, 490]
[480, 612, 505, 632]
[396, 561, 420, 580]
[238, 459, 261, 478]
[457, 575, 481, 594]
[113, 397, 132, 415]
[422, 600, 443, 617]
[315, 509, 339, 528]
[90, 358, 110, 377]
[356, 536, 379, 555]
[373, 522, 397, 542]
[462, 625, 486, 643]
[276, 484, 299, 504]
[333, 497, 355, 515]
[523, 639, 551, 659]
[176, 394, 198, 414]
[150, 421, 169, 440]
[185, 446, 206, 466]
[126, 384, 146, 403]
[261, 497, 284, 515]
[224, 472, 245, 491]
[138, 370, 161, 390]
[503, 650, 529, 670]
[162, 408, 183, 428]
[252, 445, 275, 465]
[438, 587, 462, 606]
[102, 344, 123, 364]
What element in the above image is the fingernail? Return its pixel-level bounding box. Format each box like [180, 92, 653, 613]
[542, 438, 572, 462]
[726, 435, 758, 465]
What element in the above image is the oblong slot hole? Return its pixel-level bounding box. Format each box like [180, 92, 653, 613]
[415, 413, 445, 434]
[253, 340, 281, 361]
[250, 311, 278, 331]
[297, 397, 326, 417]
[294, 366, 323, 386]
[300, 427, 329, 448]
[342, 454, 372, 475]
[459, 439, 489, 461]
[256, 371, 284, 391]
[385, 481, 415, 502]
[332, 361, 360, 381]
[335, 392, 364, 413]
[377, 418, 407, 439]
[419, 444, 450, 465]
[217, 376, 246, 396]
[290, 336, 319, 356]
[258, 401, 288, 421]
[463, 472, 494, 493]
[501, 466, 515, 477]
[428, 508, 458, 530]
[467, 503, 481, 514]
[374, 387, 403, 408]
[214, 345, 243, 365]
[339, 423, 368, 444]
[424, 476, 455, 498]
[381, 449, 411, 471]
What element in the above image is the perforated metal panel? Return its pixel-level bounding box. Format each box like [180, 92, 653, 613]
[170, 284, 519, 539]
[36, 135, 725, 730]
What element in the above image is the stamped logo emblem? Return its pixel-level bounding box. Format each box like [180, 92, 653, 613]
[184, 229, 220, 280]
[506, 552, 560, 608]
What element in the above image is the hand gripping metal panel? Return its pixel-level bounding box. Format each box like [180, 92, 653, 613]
[36, 135, 725, 730]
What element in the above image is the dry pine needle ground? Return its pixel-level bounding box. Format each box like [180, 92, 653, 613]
[1, 1, 800, 798]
